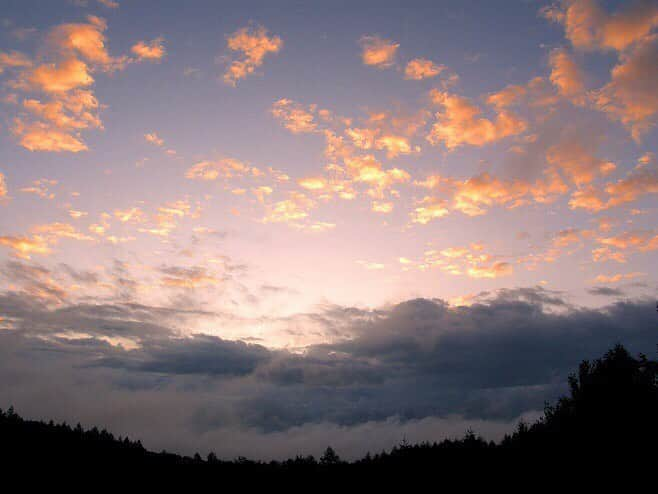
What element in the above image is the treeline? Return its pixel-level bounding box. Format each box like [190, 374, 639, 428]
[1, 344, 656, 469]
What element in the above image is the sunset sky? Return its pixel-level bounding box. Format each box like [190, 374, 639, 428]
[0, 0, 657, 459]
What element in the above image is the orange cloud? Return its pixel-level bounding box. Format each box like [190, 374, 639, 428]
[27, 57, 94, 93]
[420, 243, 512, 279]
[487, 77, 559, 109]
[223, 25, 283, 86]
[144, 132, 164, 146]
[541, 0, 658, 52]
[0, 50, 32, 74]
[252, 185, 273, 203]
[298, 177, 327, 191]
[552, 228, 594, 248]
[185, 158, 252, 181]
[410, 196, 450, 224]
[12, 120, 88, 152]
[413, 170, 567, 222]
[404, 58, 444, 80]
[440, 247, 472, 258]
[3, 16, 152, 152]
[86, 212, 111, 237]
[374, 135, 417, 159]
[342, 154, 410, 195]
[262, 192, 315, 225]
[604, 156, 658, 206]
[593, 272, 645, 283]
[593, 216, 615, 233]
[359, 36, 399, 68]
[109, 200, 199, 238]
[487, 83, 529, 109]
[41, 15, 161, 71]
[31, 222, 94, 242]
[68, 209, 87, 219]
[545, 139, 615, 186]
[10, 53, 96, 151]
[271, 99, 317, 134]
[592, 34, 658, 140]
[160, 266, 220, 288]
[467, 261, 513, 279]
[0, 172, 7, 200]
[345, 108, 427, 158]
[114, 207, 147, 224]
[268, 167, 290, 183]
[568, 186, 605, 211]
[372, 201, 393, 213]
[345, 127, 378, 150]
[138, 199, 200, 237]
[427, 90, 527, 149]
[271, 100, 420, 205]
[46, 16, 115, 67]
[97, 0, 119, 8]
[22, 89, 101, 129]
[0, 235, 52, 259]
[598, 230, 658, 252]
[590, 230, 657, 265]
[591, 246, 626, 263]
[569, 158, 658, 211]
[367, 108, 429, 138]
[517, 225, 602, 270]
[11, 88, 101, 153]
[549, 48, 586, 104]
[131, 38, 166, 61]
[321, 130, 410, 201]
[451, 173, 530, 216]
[20, 178, 58, 199]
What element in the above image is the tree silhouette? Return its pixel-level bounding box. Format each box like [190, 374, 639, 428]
[501, 344, 658, 452]
[320, 446, 341, 465]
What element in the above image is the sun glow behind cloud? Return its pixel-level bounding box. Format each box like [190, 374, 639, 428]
[0, 2, 655, 340]
[0, 0, 657, 458]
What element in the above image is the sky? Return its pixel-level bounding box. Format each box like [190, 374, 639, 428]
[0, 0, 657, 459]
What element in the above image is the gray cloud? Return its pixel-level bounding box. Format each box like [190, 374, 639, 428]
[58, 263, 100, 284]
[588, 286, 626, 296]
[99, 334, 272, 376]
[0, 286, 656, 459]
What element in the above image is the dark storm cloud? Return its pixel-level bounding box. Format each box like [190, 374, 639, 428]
[0, 293, 201, 339]
[0, 290, 48, 318]
[588, 286, 626, 296]
[99, 334, 272, 376]
[328, 296, 655, 390]
[231, 293, 655, 428]
[0, 286, 656, 458]
[2, 261, 51, 281]
[489, 286, 568, 307]
[0, 261, 68, 303]
[58, 263, 100, 284]
[190, 229, 228, 245]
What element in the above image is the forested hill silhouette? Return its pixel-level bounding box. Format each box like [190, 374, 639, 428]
[1, 344, 656, 470]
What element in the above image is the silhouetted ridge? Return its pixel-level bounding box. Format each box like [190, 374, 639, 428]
[2, 343, 656, 469]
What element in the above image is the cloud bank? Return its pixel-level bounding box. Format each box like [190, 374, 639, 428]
[1, 285, 655, 459]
